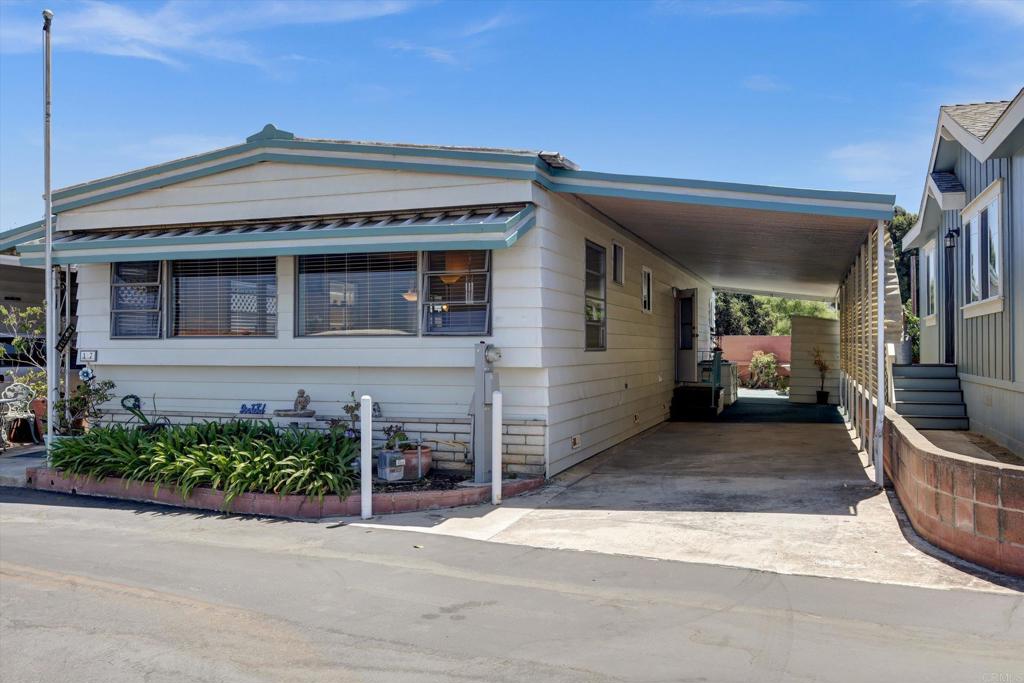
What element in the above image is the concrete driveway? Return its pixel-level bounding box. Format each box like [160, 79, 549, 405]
[359, 421, 1020, 593]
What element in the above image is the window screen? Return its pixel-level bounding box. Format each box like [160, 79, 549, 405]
[423, 250, 490, 335]
[297, 252, 418, 336]
[111, 261, 161, 338]
[585, 241, 606, 350]
[641, 267, 653, 313]
[170, 258, 277, 337]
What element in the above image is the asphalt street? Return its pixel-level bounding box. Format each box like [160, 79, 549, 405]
[1, 487, 1021, 683]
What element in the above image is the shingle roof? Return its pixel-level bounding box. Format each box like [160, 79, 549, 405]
[942, 99, 1013, 140]
[930, 171, 964, 194]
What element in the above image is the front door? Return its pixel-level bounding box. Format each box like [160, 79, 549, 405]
[676, 289, 697, 383]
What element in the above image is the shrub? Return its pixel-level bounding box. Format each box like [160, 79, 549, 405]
[747, 350, 779, 389]
[49, 421, 358, 509]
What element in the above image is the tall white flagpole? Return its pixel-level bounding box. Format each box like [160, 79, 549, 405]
[43, 9, 55, 450]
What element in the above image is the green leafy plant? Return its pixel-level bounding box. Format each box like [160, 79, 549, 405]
[48, 420, 359, 509]
[747, 350, 779, 389]
[811, 346, 831, 392]
[381, 424, 408, 450]
[51, 376, 116, 435]
[0, 304, 47, 397]
[903, 301, 920, 363]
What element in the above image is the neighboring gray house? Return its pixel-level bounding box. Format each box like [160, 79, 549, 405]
[903, 88, 1024, 454]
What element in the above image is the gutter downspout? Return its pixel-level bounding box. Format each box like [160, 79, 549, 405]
[874, 220, 885, 488]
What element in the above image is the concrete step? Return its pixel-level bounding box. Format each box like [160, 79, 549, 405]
[892, 364, 958, 378]
[894, 402, 967, 417]
[893, 389, 963, 403]
[904, 415, 970, 430]
[892, 377, 961, 391]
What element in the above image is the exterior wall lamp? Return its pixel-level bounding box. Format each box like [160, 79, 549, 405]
[944, 227, 960, 249]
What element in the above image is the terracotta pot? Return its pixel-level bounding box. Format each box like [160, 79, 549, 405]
[30, 398, 46, 440]
[401, 445, 432, 480]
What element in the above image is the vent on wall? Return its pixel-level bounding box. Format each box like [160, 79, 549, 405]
[570, 434, 582, 449]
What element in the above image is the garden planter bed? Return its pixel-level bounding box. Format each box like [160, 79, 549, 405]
[25, 467, 543, 520]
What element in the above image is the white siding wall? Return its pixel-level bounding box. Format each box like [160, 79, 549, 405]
[788, 316, 840, 404]
[532, 188, 712, 475]
[59, 161, 532, 230]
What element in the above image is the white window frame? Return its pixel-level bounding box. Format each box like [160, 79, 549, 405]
[612, 242, 625, 286]
[640, 266, 653, 314]
[110, 261, 163, 339]
[922, 240, 936, 327]
[960, 178, 1003, 319]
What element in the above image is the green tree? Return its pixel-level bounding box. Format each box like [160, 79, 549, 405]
[758, 296, 837, 335]
[888, 206, 917, 304]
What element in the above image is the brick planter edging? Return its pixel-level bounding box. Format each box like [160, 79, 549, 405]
[25, 467, 543, 520]
[883, 408, 1024, 577]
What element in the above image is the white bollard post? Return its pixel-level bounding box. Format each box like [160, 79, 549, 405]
[360, 395, 372, 519]
[491, 390, 503, 505]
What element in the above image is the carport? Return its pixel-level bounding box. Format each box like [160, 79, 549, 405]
[550, 170, 901, 487]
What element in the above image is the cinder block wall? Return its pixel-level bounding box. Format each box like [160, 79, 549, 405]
[100, 410, 547, 477]
[884, 408, 1024, 576]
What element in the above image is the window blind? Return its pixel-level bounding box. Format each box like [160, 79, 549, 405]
[110, 261, 161, 338]
[171, 258, 277, 337]
[297, 252, 418, 336]
[422, 250, 491, 335]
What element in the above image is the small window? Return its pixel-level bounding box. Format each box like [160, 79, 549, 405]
[423, 250, 491, 335]
[170, 258, 277, 337]
[584, 241, 606, 350]
[612, 243, 624, 285]
[923, 241, 936, 317]
[641, 267, 653, 313]
[297, 252, 418, 336]
[110, 261, 162, 338]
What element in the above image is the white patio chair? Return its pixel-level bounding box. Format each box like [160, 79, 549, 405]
[0, 383, 38, 451]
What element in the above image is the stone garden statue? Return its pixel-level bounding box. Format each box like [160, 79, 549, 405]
[274, 389, 315, 417]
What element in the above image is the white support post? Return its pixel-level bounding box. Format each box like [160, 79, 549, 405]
[360, 395, 372, 519]
[491, 390, 503, 505]
[42, 10, 55, 453]
[874, 221, 886, 488]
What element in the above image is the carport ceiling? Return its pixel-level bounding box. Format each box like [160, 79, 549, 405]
[579, 195, 879, 300]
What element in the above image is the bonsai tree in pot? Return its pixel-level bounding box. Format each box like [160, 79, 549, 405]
[812, 346, 831, 404]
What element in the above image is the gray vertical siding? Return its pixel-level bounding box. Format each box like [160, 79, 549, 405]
[937, 147, 1015, 381]
[1013, 148, 1024, 382]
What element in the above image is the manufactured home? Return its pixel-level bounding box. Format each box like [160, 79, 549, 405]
[902, 88, 1024, 454]
[3, 124, 895, 477]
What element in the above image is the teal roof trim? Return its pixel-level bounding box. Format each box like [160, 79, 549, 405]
[0, 220, 45, 252]
[19, 237, 523, 266]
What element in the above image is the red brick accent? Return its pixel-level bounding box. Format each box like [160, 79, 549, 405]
[884, 409, 1024, 577]
[25, 467, 544, 521]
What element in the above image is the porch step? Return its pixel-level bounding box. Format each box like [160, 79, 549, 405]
[892, 377, 961, 391]
[891, 364, 959, 378]
[893, 389, 963, 403]
[894, 402, 967, 417]
[904, 415, 970, 430]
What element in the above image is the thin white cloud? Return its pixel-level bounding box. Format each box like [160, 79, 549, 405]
[742, 75, 788, 92]
[462, 13, 514, 37]
[958, 0, 1024, 25]
[384, 39, 458, 66]
[0, 0, 415, 69]
[827, 136, 932, 207]
[654, 0, 809, 17]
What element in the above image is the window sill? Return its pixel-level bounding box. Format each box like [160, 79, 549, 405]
[923, 315, 937, 327]
[961, 296, 1003, 319]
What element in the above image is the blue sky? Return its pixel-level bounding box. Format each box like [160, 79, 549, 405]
[1, 0, 1022, 231]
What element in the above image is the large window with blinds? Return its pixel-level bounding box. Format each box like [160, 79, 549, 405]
[296, 252, 418, 336]
[110, 261, 162, 338]
[422, 250, 490, 335]
[170, 258, 277, 337]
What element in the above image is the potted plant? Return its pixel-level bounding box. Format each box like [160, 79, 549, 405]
[46, 368, 116, 444]
[812, 346, 830, 404]
[400, 439, 432, 481]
